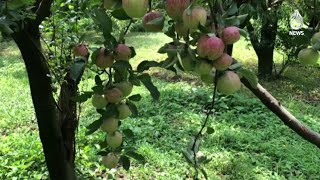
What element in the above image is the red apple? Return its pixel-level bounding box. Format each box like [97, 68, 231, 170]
[165, 0, 190, 21]
[212, 53, 233, 71]
[73, 43, 89, 57]
[222, 26, 241, 45]
[95, 48, 114, 69]
[114, 44, 132, 61]
[142, 11, 165, 32]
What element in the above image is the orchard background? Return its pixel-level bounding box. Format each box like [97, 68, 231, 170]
[0, 0, 320, 179]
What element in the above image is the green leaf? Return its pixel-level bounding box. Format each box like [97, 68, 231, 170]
[129, 73, 141, 86]
[127, 100, 138, 117]
[97, 151, 109, 156]
[111, 8, 131, 20]
[122, 129, 134, 138]
[120, 156, 131, 171]
[225, 16, 241, 26]
[158, 44, 169, 54]
[227, 2, 238, 16]
[129, 46, 136, 58]
[102, 104, 119, 119]
[86, 119, 103, 135]
[146, 16, 164, 25]
[138, 74, 160, 101]
[112, 60, 132, 69]
[93, 8, 112, 38]
[182, 150, 194, 165]
[69, 58, 86, 82]
[128, 94, 142, 102]
[228, 61, 242, 70]
[206, 127, 214, 134]
[200, 167, 208, 180]
[91, 48, 100, 64]
[312, 41, 320, 51]
[237, 68, 258, 88]
[95, 75, 102, 86]
[92, 85, 104, 94]
[239, 28, 248, 38]
[137, 60, 161, 72]
[164, 24, 176, 38]
[71, 91, 93, 102]
[126, 151, 145, 162]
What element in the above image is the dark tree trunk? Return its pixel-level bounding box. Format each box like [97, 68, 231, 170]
[256, 46, 274, 78]
[12, 27, 76, 179]
[257, 17, 278, 78]
[247, 16, 278, 78]
[58, 58, 87, 165]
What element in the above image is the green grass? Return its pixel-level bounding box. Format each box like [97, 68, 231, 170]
[0, 33, 320, 179]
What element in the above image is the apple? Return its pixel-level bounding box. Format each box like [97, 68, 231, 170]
[105, 88, 123, 103]
[122, 0, 148, 18]
[100, 117, 119, 133]
[142, 11, 165, 32]
[114, 44, 132, 61]
[114, 81, 133, 97]
[117, 103, 132, 119]
[102, 152, 119, 169]
[182, 6, 207, 30]
[206, 37, 225, 61]
[194, 60, 213, 75]
[73, 43, 89, 57]
[311, 32, 320, 45]
[222, 26, 241, 45]
[95, 48, 114, 69]
[92, 94, 108, 109]
[107, 131, 123, 148]
[217, 71, 241, 95]
[180, 55, 195, 71]
[196, 35, 210, 58]
[165, 0, 190, 21]
[298, 48, 319, 65]
[212, 53, 233, 71]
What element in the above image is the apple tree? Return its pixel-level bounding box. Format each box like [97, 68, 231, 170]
[1, 0, 320, 179]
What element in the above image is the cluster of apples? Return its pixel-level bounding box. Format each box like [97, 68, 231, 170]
[95, 44, 132, 69]
[91, 80, 133, 169]
[298, 32, 320, 65]
[104, 0, 165, 32]
[164, 0, 242, 95]
[73, 42, 134, 169]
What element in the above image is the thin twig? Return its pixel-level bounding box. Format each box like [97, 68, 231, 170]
[191, 70, 219, 167]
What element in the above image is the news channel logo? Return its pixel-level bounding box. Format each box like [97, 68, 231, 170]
[289, 10, 304, 36]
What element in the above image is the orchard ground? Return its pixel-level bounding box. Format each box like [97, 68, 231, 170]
[0, 32, 320, 179]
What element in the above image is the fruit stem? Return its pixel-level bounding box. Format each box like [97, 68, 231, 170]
[191, 70, 219, 167]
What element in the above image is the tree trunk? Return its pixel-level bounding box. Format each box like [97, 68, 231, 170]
[58, 58, 87, 166]
[256, 45, 274, 77]
[12, 27, 76, 179]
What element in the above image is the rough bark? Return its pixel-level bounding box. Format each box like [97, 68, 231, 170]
[241, 78, 320, 148]
[12, 28, 76, 179]
[58, 58, 87, 166]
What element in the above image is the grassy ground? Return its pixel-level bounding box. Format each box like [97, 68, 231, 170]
[0, 33, 320, 179]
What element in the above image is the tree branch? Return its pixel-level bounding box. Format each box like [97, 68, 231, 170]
[241, 78, 320, 148]
[34, 0, 54, 25]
